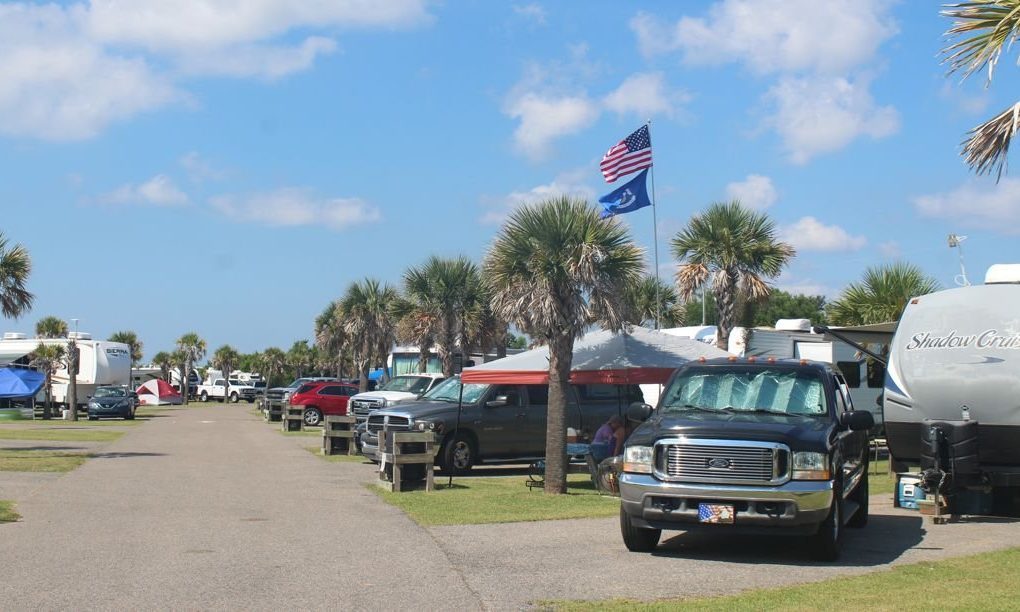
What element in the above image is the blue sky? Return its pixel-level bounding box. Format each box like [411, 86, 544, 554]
[3, 0, 1020, 361]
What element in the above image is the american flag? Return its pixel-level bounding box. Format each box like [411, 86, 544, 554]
[600, 125, 652, 183]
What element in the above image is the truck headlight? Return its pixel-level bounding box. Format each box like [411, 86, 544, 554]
[792, 452, 830, 480]
[623, 445, 654, 473]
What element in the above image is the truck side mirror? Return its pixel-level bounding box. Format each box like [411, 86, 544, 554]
[627, 402, 653, 422]
[486, 396, 509, 408]
[839, 410, 874, 432]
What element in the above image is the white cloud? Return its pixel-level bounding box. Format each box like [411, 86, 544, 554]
[631, 1, 897, 75]
[513, 4, 547, 26]
[173, 36, 338, 79]
[603, 72, 687, 119]
[777, 281, 834, 298]
[878, 241, 901, 258]
[179, 152, 226, 182]
[781, 216, 866, 252]
[504, 93, 599, 159]
[101, 175, 190, 206]
[480, 170, 595, 225]
[725, 174, 777, 210]
[210, 188, 381, 231]
[914, 178, 1020, 233]
[764, 75, 899, 164]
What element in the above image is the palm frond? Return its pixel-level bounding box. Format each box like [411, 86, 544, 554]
[942, 1, 1020, 81]
[962, 100, 1020, 178]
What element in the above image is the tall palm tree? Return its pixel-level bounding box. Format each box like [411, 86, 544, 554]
[315, 301, 354, 379]
[624, 276, 684, 328]
[152, 351, 174, 382]
[171, 349, 188, 395]
[108, 331, 143, 385]
[942, 1, 1020, 178]
[287, 340, 313, 379]
[35, 316, 68, 338]
[211, 345, 240, 401]
[175, 333, 206, 405]
[485, 196, 644, 494]
[671, 201, 795, 350]
[391, 296, 436, 373]
[340, 278, 398, 392]
[30, 343, 65, 419]
[827, 263, 941, 326]
[259, 347, 287, 388]
[0, 232, 33, 319]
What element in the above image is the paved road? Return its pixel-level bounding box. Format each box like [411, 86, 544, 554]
[3, 404, 1020, 610]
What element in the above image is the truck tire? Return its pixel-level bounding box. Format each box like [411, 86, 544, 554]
[620, 506, 660, 552]
[847, 471, 869, 528]
[438, 432, 475, 475]
[199, 391, 208, 402]
[229, 392, 239, 403]
[809, 487, 843, 561]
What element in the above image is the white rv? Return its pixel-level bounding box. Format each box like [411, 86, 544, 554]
[0, 332, 131, 408]
[729, 319, 885, 429]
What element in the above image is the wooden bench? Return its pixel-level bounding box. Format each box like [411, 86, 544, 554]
[322, 415, 357, 455]
[281, 403, 303, 432]
[378, 430, 435, 492]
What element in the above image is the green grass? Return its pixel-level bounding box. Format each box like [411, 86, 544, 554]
[372, 473, 619, 526]
[0, 500, 19, 522]
[0, 449, 88, 472]
[303, 446, 371, 463]
[0, 428, 124, 442]
[548, 547, 1020, 611]
[869, 458, 894, 497]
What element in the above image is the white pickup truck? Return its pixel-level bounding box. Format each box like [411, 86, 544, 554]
[197, 378, 258, 403]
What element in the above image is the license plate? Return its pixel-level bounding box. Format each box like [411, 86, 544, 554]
[698, 503, 735, 524]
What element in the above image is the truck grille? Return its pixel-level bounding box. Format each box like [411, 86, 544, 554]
[366, 414, 410, 433]
[266, 389, 286, 401]
[351, 398, 384, 420]
[657, 439, 788, 485]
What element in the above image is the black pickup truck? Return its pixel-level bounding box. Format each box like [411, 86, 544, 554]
[619, 358, 873, 561]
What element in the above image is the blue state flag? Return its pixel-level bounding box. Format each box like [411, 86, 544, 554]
[598, 169, 650, 219]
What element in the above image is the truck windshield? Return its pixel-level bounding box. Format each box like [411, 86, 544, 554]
[421, 377, 488, 403]
[381, 376, 433, 394]
[660, 368, 827, 417]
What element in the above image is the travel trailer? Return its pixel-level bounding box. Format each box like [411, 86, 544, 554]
[728, 319, 885, 430]
[0, 332, 131, 408]
[884, 264, 1020, 514]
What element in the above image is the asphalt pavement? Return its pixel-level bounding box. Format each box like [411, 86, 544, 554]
[2, 403, 1020, 610]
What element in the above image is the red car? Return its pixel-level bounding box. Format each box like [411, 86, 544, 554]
[287, 382, 359, 427]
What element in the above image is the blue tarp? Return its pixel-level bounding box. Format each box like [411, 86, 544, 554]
[368, 368, 386, 381]
[0, 368, 45, 399]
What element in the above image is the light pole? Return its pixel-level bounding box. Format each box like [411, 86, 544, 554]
[948, 234, 970, 287]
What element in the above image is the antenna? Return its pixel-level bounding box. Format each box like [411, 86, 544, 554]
[947, 234, 970, 287]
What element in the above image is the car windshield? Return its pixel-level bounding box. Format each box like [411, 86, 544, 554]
[94, 387, 125, 398]
[381, 376, 434, 394]
[286, 379, 308, 389]
[421, 377, 488, 403]
[295, 384, 317, 394]
[660, 368, 827, 417]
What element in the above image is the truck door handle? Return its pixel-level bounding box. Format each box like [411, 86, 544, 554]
[516, 412, 526, 418]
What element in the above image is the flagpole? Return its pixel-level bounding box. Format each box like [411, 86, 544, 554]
[646, 119, 661, 330]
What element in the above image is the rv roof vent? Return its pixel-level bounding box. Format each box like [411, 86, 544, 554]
[775, 318, 812, 332]
[985, 264, 1020, 285]
[2, 332, 27, 340]
[68, 331, 92, 340]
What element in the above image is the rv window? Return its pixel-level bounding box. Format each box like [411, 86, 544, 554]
[867, 358, 885, 388]
[835, 361, 861, 388]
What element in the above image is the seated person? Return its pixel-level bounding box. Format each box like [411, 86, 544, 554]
[590, 415, 625, 464]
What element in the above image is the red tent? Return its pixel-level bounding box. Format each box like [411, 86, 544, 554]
[136, 378, 182, 406]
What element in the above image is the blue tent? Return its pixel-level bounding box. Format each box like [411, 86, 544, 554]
[0, 368, 45, 399]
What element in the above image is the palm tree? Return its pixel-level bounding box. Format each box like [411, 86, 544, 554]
[152, 351, 174, 382]
[171, 349, 188, 395]
[485, 196, 644, 494]
[175, 333, 206, 404]
[340, 278, 398, 392]
[35, 316, 68, 338]
[211, 345, 240, 401]
[391, 296, 436, 373]
[0, 232, 33, 319]
[259, 347, 287, 387]
[671, 201, 795, 350]
[624, 276, 684, 328]
[942, 1, 1020, 178]
[315, 301, 354, 379]
[30, 343, 65, 419]
[109, 331, 143, 384]
[287, 341, 313, 379]
[827, 263, 941, 326]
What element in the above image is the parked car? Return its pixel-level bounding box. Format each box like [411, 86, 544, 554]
[361, 376, 643, 473]
[197, 378, 258, 403]
[87, 386, 138, 420]
[287, 381, 359, 426]
[619, 358, 872, 561]
[348, 373, 446, 427]
[261, 376, 338, 411]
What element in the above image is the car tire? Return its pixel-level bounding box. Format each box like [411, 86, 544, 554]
[809, 485, 843, 561]
[847, 471, 869, 529]
[247, 398, 255, 404]
[229, 392, 239, 403]
[125, 410, 135, 420]
[620, 506, 660, 552]
[438, 432, 475, 475]
[199, 391, 208, 402]
[303, 407, 323, 427]
[88, 416, 98, 421]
